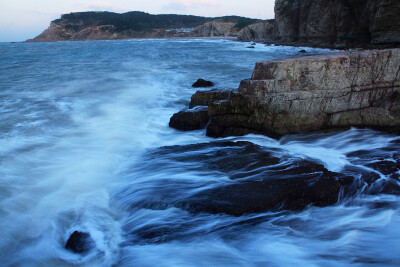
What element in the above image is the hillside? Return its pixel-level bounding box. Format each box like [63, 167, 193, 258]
[27, 11, 260, 42]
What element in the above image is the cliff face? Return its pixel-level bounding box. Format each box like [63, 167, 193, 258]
[237, 20, 275, 41]
[30, 22, 173, 42]
[274, 0, 400, 48]
[190, 21, 238, 37]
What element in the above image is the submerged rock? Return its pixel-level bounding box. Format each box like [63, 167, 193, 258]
[65, 231, 94, 254]
[192, 79, 214, 88]
[137, 141, 353, 216]
[180, 173, 341, 216]
[123, 137, 400, 219]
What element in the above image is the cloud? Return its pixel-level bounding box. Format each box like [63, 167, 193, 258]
[163, 0, 219, 12]
[75, 2, 127, 12]
[170, 0, 219, 7]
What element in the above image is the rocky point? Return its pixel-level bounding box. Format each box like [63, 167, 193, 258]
[170, 49, 400, 138]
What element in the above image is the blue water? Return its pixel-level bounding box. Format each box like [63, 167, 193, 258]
[0, 39, 399, 266]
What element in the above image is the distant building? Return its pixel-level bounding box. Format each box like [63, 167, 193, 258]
[166, 28, 195, 33]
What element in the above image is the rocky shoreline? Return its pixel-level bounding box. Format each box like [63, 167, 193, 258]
[170, 48, 400, 138]
[26, 11, 260, 42]
[27, 0, 400, 50]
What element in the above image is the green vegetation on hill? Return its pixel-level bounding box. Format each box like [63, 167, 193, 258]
[55, 11, 260, 32]
[215, 16, 261, 29]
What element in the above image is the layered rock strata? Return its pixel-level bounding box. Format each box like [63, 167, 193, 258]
[274, 0, 400, 48]
[170, 49, 400, 138]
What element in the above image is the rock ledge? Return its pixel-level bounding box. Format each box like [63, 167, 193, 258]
[170, 49, 400, 138]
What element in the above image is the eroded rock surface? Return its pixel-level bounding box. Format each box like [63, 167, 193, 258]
[274, 0, 400, 48]
[207, 49, 400, 137]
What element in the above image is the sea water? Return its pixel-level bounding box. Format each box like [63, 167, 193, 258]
[0, 39, 399, 266]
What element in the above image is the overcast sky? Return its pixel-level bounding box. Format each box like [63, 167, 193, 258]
[0, 0, 275, 42]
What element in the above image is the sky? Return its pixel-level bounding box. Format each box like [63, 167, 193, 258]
[0, 0, 275, 42]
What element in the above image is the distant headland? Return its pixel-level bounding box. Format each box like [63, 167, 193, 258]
[27, 11, 267, 42]
[28, 0, 400, 49]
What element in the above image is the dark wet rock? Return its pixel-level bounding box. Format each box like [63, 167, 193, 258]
[154, 141, 282, 178]
[65, 231, 94, 254]
[169, 106, 209, 131]
[169, 89, 234, 132]
[179, 172, 341, 216]
[299, 49, 307, 53]
[366, 160, 399, 176]
[189, 89, 233, 109]
[247, 46, 255, 49]
[206, 93, 268, 137]
[172, 142, 344, 215]
[139, 141, 351, 216]
[123, 138, 400, 220]
[192, 79, 214, 88]
[344, 141, 400, 195]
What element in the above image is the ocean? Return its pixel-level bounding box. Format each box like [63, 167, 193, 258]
[0, 39, 399, 266]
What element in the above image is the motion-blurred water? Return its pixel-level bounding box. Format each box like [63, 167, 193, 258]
[0, 39, 399, 266]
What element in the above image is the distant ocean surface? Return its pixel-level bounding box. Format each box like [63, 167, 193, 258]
[0, 39, 399, 266]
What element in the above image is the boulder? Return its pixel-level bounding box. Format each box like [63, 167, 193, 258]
[170, 89, 236, 132]
[169, 106, 209, 131]
[189, 89, 234, 108]
[192, 79, 214, 88]
[65, 231, 94, 254]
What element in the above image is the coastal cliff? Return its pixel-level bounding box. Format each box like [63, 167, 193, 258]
[27, 12, 259, 42]
[274, 0, 400, 48]
[171, 49, 400, 137]
[237, 20, 275, 42]
[190, 20, 237, 37]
